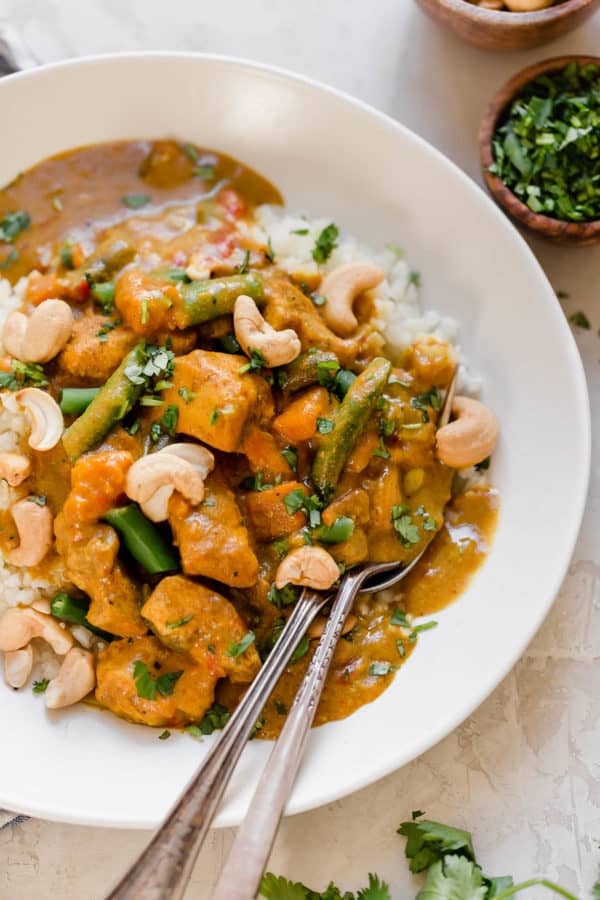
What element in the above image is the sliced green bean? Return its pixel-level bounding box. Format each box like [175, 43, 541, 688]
[103, 505, 179, 574]
[175, 273, 263, 327]
[59, 387, 100, 416]
[312, 357, 391, 499]
[278, 350, 339, 393]
[62, 343, 146, 462]
[50, 592, 113, 640]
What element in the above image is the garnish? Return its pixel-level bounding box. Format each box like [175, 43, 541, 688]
[369, 661, 394, 676]
[96, 319, 122, 342]
[186, 703, 232, 737]
[274, 700, 287, 715]
[283, 488, 307, 515]
[265, 237, 276, 263]
[32, 679, 49, 694]
[121, 193, 151, 209]
[59, 241, 74, 269]
[27, 495, 47, 506]
[160, 405, 179, 436]
[391, 505, 420, 547]
[0, 248, 19, 269]
[281, 447, 297, 471]
[0, 360, 48, 391]
[311, 293, 327, 307]
[390, 608, 410, 627]
[158, 730, 171, 740]
[316, 417, 334, 435]
[267, 583, 299, 609]
[290, 227, 309, 235]
[238, 348, 266, 374]
[409, 621, 438, 642]
[410, 387, 441, 423]
[569, 310, 590, 329]
[0, 210, 30, 243]
[178, 386, 197, 403]
[237, 249, 251, 274]
[290, 635, 310, 663]
[193, 165, 216, 179]
[132, 660, 183, 700]
[317, 516, 354, 544]
[166, 615, 193, 629]
[371, 437, 391, 460]
[408, 270, 421, 287]
[90, 281, 116, 314]
[227, 631, 256, 658]
[489, 62, 600, 222]
[312, 223, 339, 264]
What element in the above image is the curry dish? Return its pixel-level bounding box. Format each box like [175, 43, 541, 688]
[0, 140, 499, 737]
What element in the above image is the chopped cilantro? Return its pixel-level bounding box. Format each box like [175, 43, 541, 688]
[312, 223, 339, 264]
[274, 700, 287, 715]
[193, 165, 216, 179]
[237, 249, 250, 274]
[178, 386, 197, 403]
[283, 488, 306, 515]
[96, 319, 121, 342]
[166, 615, 193, 629]
[90, 281, 116, 313]
[0, 248, 19, 270]
[238, 348, 266, 374]
[121, 193, 151, 209]
[317, 516, 354, 545]
[390, 608, 410, 627]
[132, 660, 183, 700]
[27, 495, 47, 506]
[372, 437, 391, 460]
[267, 583, 299, 609]
[391, 505, 420, 547]
[0, 210, 30, 243]
[281, 447, 297, 471]
[187, 703, 231, 736]
[409, 621, 438, 642]
[316, 417, 334, 435]
[158, 729, 171, 740]
[408, 270, 421, 287]
[369, 661, 394, 676]
[290, 634, 310, 664]
[265, 237, 276, 263]
[290, 227, 309, 235]
[32, 678, 49, 694]
[0, 360, 48, 391]
[227, 631, 256, 658]
[569, 310, 590, 329]
[209, 407, 219, 425]
[59, 241, 74, 269]
[311, 293, 327, 307]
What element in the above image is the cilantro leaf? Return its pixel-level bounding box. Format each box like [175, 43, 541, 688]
[259, 874, 313, 900]
[32, 678, 49, 694]
[312, 223, 339, 264]
[0, 210, 30, 243]
[121, 193, 151, 209]
[398, 819, 475, 873]
[227, 631, 255, 658]
[133, 660, 158, 700]
[416, 856, 487, 900]
[356, 874, 391, 900]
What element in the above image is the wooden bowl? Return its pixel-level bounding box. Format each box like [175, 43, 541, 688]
[480, 56, 600, 245]
[415, 0, 600, 51]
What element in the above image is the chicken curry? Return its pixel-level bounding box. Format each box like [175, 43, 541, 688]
[0, 139, 499, 736]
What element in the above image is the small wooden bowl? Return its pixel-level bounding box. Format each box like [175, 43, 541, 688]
[480, 56, 600, 246]
[415, 0, 600, 51]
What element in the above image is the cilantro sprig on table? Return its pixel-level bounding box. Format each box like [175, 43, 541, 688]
[260, 813, 584, 899]
[489, 62, 600, 223]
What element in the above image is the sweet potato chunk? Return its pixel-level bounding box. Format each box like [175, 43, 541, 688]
[169, 472, 259, 587]
[95, 636, 216, 727]
[242, 426, 293, 481]
[58, 311, 137, 383]
[54, 451, 146, 637]
[244, 481, 307, 542]
[142, 576, 260, 684]
[115, 269, 178, 337]
[162, 350, 273, 452]
[273, 386, 336, 444]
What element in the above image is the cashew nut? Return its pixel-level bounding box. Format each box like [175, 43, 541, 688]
[45, 647, 95, 709]
[234, 294, 301, 367]
[275, 546, 340, 591]
[2, 299, 73, 363]
[504, 0, 554, 9]
[309, 612, 357, 640]
[436, 396, 499, 469]
[0, 452, 31, 486]
[319, 263, 384, 338]
[14, 388, 64, 451]
[0, 607, 73, 655]
[3, 645, 33, 688]
[138, 443, 215, 522]
[7, 497, 53, 567]
[125, 450, 210, 521]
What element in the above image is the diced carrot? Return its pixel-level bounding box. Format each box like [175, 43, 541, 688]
[242, 426, 293, 480]
[244, 481, 307, 542]
[273, 386, 336, 444]
[25, 273, 61, 306]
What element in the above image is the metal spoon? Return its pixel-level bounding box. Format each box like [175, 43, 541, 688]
[209, 373, 457, 900]
[209, 551, 427, 900]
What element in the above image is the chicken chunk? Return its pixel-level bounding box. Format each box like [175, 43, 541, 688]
[142, 576, 261, 683]
[162, 350, 273, 452]
[54, 451, 146, 637]
[58, 311, 137, 383]
[95, 636, 216, 727]
[169, 472, 259, 588]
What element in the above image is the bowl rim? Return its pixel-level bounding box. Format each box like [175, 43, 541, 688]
[480, 54, 600, 240]
[429, 0, 600, 24]
[0, 51, 591, 828]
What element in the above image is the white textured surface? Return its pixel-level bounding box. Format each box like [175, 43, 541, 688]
[1, 1, 600, 897]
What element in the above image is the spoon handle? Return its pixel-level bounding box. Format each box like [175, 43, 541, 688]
[106, 588, 329, 900]
[210, 569, 365, 900]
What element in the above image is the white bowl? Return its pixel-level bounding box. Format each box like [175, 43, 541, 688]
[0, 53, 590, 829]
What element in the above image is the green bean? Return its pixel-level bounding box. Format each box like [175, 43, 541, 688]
[334, 369, 357, 398]
[62, 343, 146, 462]
[175, 273, 263, 327]
[103, 505, 179, 574]
[50, 592, 113, 640]
[312, 357, 391, 499]
[278, 350, 339, 393]
[59, 387, 100, 416]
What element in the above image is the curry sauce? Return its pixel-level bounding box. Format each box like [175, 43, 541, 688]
[0, 138, 499, 735]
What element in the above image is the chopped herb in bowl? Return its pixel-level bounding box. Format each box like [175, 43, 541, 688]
[489, 62, 600, 223]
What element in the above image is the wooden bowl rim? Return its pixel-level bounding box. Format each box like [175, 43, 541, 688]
[479, 55, 600, 240]
[431, 0, 600, 26]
